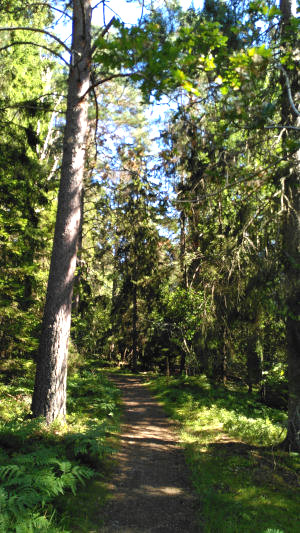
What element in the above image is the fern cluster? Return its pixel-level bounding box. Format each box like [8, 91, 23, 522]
[0, 363, 120, 532]
[0, 446, 93, 532]
[64, 422, 115, 461]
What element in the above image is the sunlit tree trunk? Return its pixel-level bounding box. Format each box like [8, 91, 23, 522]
[32, 0, 92, 423]
[72, 188, 85, 314]
[280, 0, 300, 451]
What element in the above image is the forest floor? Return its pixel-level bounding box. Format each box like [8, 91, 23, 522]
[99, 373, 201, 533]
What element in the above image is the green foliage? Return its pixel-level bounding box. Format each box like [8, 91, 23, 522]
[0, 361, 120, 531]
[0, 446, 93, 532]
[93, 8, 229, 101]
[148, 375, 286, 446]
[0, 3, 60, 362]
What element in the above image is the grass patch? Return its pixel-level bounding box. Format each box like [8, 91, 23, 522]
[0, 357, 121, 532]
[147, 375, 299, 533]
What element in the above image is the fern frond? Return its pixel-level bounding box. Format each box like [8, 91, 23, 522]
[0, 464, 24, 482]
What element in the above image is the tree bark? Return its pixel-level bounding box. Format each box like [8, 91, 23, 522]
[31, 0, 92, 423]
[279, 0, 300, 451]
[131, 268, 138, 372]
[72, 187, 85, 314]
[179, 209, 187, 289]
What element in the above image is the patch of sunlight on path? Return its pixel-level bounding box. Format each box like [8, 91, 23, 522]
[99, 375, 201, 533]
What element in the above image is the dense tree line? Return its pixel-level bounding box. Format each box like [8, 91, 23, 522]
[0, 0, 299, 451]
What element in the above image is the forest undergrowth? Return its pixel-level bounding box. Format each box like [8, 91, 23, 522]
[0, 357, 121, 532]
[147, 375, 300, 533]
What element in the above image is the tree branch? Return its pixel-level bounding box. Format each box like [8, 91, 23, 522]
[28, 3, 73, 19]
[265, 124, 300, 131]
[80, 71, 141, 101]
[278, 64, 300, 117]
[0, 41, 69, 66]
[0, 26, 72, 54]
[91, 16, 115, 55]
[139, 0, 145, 25]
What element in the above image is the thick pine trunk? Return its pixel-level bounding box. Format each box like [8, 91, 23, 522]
[279, 0, 300, 450]
[283, 154, 300, 449]
[31, 0, 92, 423]
[179, 209, 187, 289]
[285, 180, 300, 449]
[72, 187, 84, 315]
[131, 273, 138, 372]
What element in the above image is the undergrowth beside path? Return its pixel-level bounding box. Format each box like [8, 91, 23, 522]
[0, 358, 121, 532]
[147, 375, 300, 533]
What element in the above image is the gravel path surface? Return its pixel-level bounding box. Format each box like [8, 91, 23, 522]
[100, 374, 201, 533]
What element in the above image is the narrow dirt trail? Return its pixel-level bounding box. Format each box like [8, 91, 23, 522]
[100, 374, 201, 533]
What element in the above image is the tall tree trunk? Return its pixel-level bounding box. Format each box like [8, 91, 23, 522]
[31, 0, 92, 423]
[179, 209, 187, 289]
[280, 0, 300, 450]
[131, 268, 138, 372]
[72, 187, 85, 314]
[179, 206, 188, 373]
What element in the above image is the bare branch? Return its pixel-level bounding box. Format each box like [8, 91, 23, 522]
[91, 16, 115, 55]
[28, 3, 73, 19]
[139, 0, 145, 25]
[265, 124, 300, 130]
[0, 26, 72, 54]
[90, 71, 99, 147]
[278, 64, 300, 117]
[80, 71, 141, 101]
[0, 41, 69, 65]
[92, 1, 105, 11]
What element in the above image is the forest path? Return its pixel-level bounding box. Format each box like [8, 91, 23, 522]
[100, 374, 201, 533]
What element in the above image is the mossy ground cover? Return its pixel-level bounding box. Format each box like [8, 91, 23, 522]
[0, 358, 121, 532]
[147, 375, 300, 533]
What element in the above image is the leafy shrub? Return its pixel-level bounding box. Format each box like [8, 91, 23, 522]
[223, 413, 285, 446]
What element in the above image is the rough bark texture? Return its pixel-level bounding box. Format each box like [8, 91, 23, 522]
[72, 187, 84, 314]
[280, 0, 300, 451]
[131, 267, 138, 372]
[32, 0, 92, 423]
[284, 153, 300, 450]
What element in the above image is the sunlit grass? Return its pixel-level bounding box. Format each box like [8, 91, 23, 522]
[147, 375, 299, 533]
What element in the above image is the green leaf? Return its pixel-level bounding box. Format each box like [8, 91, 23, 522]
[268, 5, 282, 18]
[173, 69, 186, 82]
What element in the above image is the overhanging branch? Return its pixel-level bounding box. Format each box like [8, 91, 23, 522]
[0, 26, 72, 54]
[90, 16, 115, 55]
[29, 3, 73, 19]
[80, 71, 141, 101]
[0, 41, 69, 65]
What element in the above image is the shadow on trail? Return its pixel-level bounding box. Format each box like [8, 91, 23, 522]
[100, 374, 201, 533]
